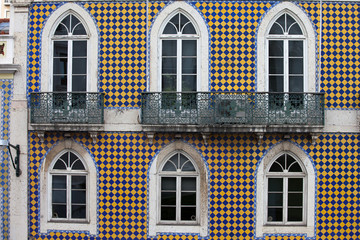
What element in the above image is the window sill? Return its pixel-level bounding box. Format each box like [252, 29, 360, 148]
[257, 225, 314, 237]
[40, 219, 97, 235]
[149, 224, 207, 237]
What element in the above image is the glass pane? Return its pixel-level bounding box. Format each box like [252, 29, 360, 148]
[53, 159, 67, 169]
[288, 161, 303, 172]
[289, 41, 303, 57]
[269, 41, 283, 56]
[54, 41, 68, 57]
[53, 76, 67, 91]
[72, 176, 86, 189]
[288, 208, 302, 221]
[268, 193, 283, 206]
[162, 58, 177, 74]
[182, 161, 196, 172]
[162, 161, 177, 171]
[52, 204, 66, 218]
[72, 18, 86, 35]
[268, 208, 282, 222]
[169, 154, 179, 168]
[269, 23, 283, 34]
[183, 22, 196, 34]
[288, 193, 303, 206]
[269, 58, 283, 74]
[161, 192, 176, 205]
[52, 190, 66, 203]
[286, 155, 296, 168]
[182, 75, 197, 92]
[181, 177, 196, 191]
[71, 205, 86, 218]
[163, 22, 177, 34]
[170, 14, 180, 32]
[268, 178, 283, 191]
[69, 152, 77, 166]
[181, 192, 196, 205]
[72, 76, 87, 91]
[289, 77, 304, 92]
[277, 14, 285, 30]
[289, 58, 303, 74]
[269, 76, 284, 92]
[53, 58, 68, 75]
[73, 41, 87, 57]
[55, 15, 70, 35]
[72, 58, 87, 74]
[162, 40, 177, 56]
[72, 160, 85, 170]
[162, 75, 176, 91]
[277, 155, 286, 169]
[182, 40, 197, 56]
[182, 58, 197, 74]
[72, 190, 86, 204]
[180, 14, 190, 32]
[70, 15, 80, 32]
[288, 178, 303, 191]
[161, 207, 176, 220]
[161, 177, 176, 190]
[181, 207, 196, 221]
[269, 162, 283, 172]
[179, 154, 188, 169]
[288, 23, 302, 35]
[52, 175, 66, 188]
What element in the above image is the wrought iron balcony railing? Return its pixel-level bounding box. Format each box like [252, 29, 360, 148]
[30, 92, 104, 124]
[141, 92, 324, 126]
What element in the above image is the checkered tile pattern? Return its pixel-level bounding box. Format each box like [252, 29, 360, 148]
[28, 132, 360, 240]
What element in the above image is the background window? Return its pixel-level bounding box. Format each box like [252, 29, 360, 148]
[159, 152, 199, 224]
[266, 153, 306, 225]
[50, 151, 88, 221]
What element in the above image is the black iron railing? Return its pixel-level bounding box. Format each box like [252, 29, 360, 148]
[30, 92, 104, 124]
[141, 92, 324, 126]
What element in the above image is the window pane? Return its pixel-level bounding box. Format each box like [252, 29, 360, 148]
[289, 76, 304, 92]
[72, 76, 87, 91]
[182, 161, 196, 172]
[72, 160, 85, 170]
[73, 41, 87, 57]
[162, 40, 177, 56]
[183, 23, 196, 34]
[181, 192, 196, 205]
[269, 58, 283, 74]
[181, 177, 196, 191]
[182, 40, 196, 56]
[72, 18, 86, 35]
[71, 205, 86, 218]
[288, 23, 302, 35]
[170, 14, 180, 32]
[72, 190, 86, 204]
[289, 58, 303, 74]
[180, 14, 190, 32]
[288, 178, 303, 191]
[55, 16, 70, 35]
[163, 23, 177, 34]
[268, 178, 283, 191]
[72, 58, 87, 74]
[268, 193, 283, 206]
[162, 75, 176, 91]
[53, 159, 67, 169]
[179, 154, 188, 169]
[269, 76, 284, 92]
[54, 41, 68, 57]
[288, 193, 303, 206]
[72, 176, 86, 189]
[276, 154, 286, 169]
[269, 23, 283, 34]
[52, 175, 66, 188]
[161, 207, 176, 220]
[161, 177, 176, 190]
[182, 75, 196, 92]
[52, 204, 66, 218]
[269, 41, 283, 56]
[286, 14, 296, 31]
[288, 160, 303, 172]
[53, 58, 68, 75]
[162, 58, 177, 74]
[52, 190, 66, 203]
[161, 192, 176, 205]
[181, 207, 196, 221]
[162, 161, 177, 171]
[269, 162, 283, 172]
[53, 76, 67, 91]
[289, 41, 303, 57]
[288, 208, 302, 221]
[268, 208, 282, 222]
[182, 58, 197, 74]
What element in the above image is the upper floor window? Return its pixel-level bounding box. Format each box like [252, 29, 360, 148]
[52, 14, 88, 92]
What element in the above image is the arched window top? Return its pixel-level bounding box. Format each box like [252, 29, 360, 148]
[161, 152, 197, 172]
[54, 14, 87, 36]
[268, 13, 303, 36]
[267, 153, 304, 173]
[50, 150, 87, 171]
[162, 13, 197, 35]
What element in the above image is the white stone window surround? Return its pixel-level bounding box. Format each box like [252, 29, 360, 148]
[40, 3, 99, 92]
[257, 2, 316, 92]
[149, 1, 209, 92]
[40, 140, 97, 235]
[255, 141, 316, 238]
[148, 141, 209, 237]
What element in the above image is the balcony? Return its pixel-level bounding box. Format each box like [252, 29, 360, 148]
[29, 92, 104, 136]
[141, 92, 325, 141]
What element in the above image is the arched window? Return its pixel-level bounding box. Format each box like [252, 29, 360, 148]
[52, 14, 88, 92]
[266, 153, 306, 224]
[49, 151, 88, 220]
[159, 152, 199, 223]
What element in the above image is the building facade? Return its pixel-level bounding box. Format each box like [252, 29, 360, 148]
[4, 0, 360, 239]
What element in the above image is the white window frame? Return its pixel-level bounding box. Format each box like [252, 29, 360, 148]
[148, 141, 208, 238]
[257, 2, 316, 93]
[158, 151, 200, 225]
[255, 142, 316, 238]
[265, 152, 307, 226]
[41, 3, 98, 93]
[48, 150, 89, 222]
[40, 140, 97, 235]
[149, 1, 209, 92]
